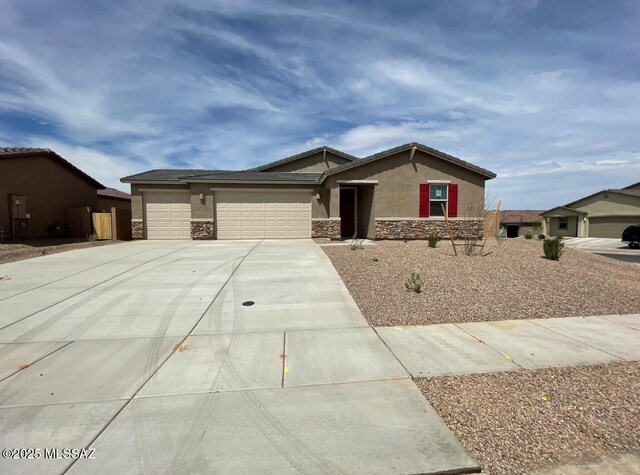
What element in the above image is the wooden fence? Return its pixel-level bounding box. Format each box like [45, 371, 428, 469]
[91, 212, 112, 240]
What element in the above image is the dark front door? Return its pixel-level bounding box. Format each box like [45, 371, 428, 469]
[340, 188, 356, 237]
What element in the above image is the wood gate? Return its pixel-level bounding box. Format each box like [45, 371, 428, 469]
[91, 212, 113, 240]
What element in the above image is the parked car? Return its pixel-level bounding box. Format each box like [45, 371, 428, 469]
[622, 224, 640, 248]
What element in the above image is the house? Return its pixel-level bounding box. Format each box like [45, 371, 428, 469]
[96, 187, 131, 212]
[1, 147, 104, 239]
[121, 142, 496, 240]
[500, 210, 545, 238]
[542, 182, 640, 238]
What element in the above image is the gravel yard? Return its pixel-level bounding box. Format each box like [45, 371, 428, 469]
[0, 238, 119, 264]
[417, 361, 640, 475]
[322, 238, 640, 326]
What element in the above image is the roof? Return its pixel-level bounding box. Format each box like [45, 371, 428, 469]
[249, 146, 358, 172]
[0, 147, 105, 188]
[121, 169, 230, 182]
[564, 186, 640, 208]
[500, 210, 544, 224]
[188, 171, 323, 182]
[321, 142, 496, 180]
[541, 206, 588, 216]
[121, 142, 497, 184]
[97, 187, 131, 200]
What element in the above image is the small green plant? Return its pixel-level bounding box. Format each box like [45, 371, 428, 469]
[543, 236, 565, 260]
[532, 221, 542, 236]
[405, 272, 423, 293]
[427, 232, 441, 248]
[525, 232, 533, 239]
[538, 234, 545, 240]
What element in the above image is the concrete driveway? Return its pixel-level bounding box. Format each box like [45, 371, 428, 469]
[563, 237, 637, 254]
[0, 240, 476, 474]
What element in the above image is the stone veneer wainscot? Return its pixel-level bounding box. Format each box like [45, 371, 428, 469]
[131, 220, 144, 239]
[312, 218, 341, 240]
[375, 219, 484, 240]
[191, 220, 214, 240]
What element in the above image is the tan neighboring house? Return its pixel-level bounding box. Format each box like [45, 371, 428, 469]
[121, 142, 496, 240]
[500, 210, 545, 238]
[542, 182, 640, 238]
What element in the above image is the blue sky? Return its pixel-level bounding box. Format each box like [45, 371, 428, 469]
[1, 0, 639, 209]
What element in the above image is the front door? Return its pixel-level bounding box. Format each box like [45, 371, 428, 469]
[340, 188, 356, 237]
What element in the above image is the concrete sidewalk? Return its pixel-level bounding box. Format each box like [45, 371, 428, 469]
[377, 314, 640, 378]
[0, 240, 478, 475]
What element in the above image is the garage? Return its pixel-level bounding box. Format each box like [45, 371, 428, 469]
[144, 191, 191, 239]
[215, 190, 311, 239]
[588, 216, 640, 238]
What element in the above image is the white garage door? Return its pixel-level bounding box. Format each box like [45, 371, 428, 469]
[216, 191, 311, 239]
[144, 192, 191, 239]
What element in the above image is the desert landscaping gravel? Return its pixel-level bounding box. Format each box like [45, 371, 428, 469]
[322, 239, 640, 326]
[417, 361, 640, 475]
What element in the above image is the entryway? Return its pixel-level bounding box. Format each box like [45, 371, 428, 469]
[340, 188, 356, 237]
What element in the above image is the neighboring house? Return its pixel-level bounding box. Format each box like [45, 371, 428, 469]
[0, 147, 104, 239]
[121, 143, 496, 240]
[500, 210, 545, 238]
[96, 187, 132, 212]
[542, 182, 640, 238]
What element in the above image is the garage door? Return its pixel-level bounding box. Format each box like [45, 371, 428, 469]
[144, 192, 191, 239]
[589, 216, 640, 238]
[215, 191, 311, 239]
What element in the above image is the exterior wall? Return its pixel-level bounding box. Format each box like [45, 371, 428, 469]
[375, 218, 484, 240]
[324, 149, 487, 219]
[547, 216, 578, 237]
[131, 220, 144, 239]
[312, 218, 341, 239]
[356, 185, 376, 239]
[0, 155, 99, 238]
[262, 151, 351, 173]
[191, 220, 214, 239]
[95, 197, 131, 212]
[572, 192, 640, 217]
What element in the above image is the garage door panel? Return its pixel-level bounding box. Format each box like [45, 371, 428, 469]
[589, 216, 640, 238]
[144, 192, 191, 240]
[216, 191, 311, 240]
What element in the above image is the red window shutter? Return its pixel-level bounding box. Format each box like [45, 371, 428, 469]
[448, 184, 458, 218]
[419, 184, 430, 217]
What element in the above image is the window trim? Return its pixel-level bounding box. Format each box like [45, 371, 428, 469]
[558, 216, 569, 230]
[429, 184, 448, 217]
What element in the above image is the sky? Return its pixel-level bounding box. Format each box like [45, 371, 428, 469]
[1, 0, 639, 209]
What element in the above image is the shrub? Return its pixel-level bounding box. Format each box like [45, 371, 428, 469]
[427, 232, 441, 248]
[543, 236, 565, 260]
[405, 272, 423, 293]
[525, 232, 533, 239]
[538, 234, 545, 240]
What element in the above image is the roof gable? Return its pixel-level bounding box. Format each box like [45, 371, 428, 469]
[249, 146, 358, 172]
[321, 143, 496, 180]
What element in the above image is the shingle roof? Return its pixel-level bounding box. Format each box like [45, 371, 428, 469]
[321, 142, 497, 180]
[249, 146, 358, 172]
[187, 171, 323, 182]
[97, 187, 131, 200]
[0, 147, 105, 188]
[500, 210, 544, 224]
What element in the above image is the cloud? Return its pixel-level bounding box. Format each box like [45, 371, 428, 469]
[0, 0, 639, 208]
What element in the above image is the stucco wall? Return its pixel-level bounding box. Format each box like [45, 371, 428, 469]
[572, 192, 640, 217]
[324, 148, 487, 218]
[0, 155, 99, 237]
[548, 216, 578, 237]
[262, 151, 351, 173]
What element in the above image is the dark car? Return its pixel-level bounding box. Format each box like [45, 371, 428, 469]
[622, 224, 640, 248]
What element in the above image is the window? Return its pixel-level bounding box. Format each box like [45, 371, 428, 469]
[558, 217, 568, 230]
[429, 184, 448, 217]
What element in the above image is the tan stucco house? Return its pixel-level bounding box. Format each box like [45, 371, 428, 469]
[500, 210, 544, 238]
[121, 143, 496, 240]
[542, 182, 640, 238]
